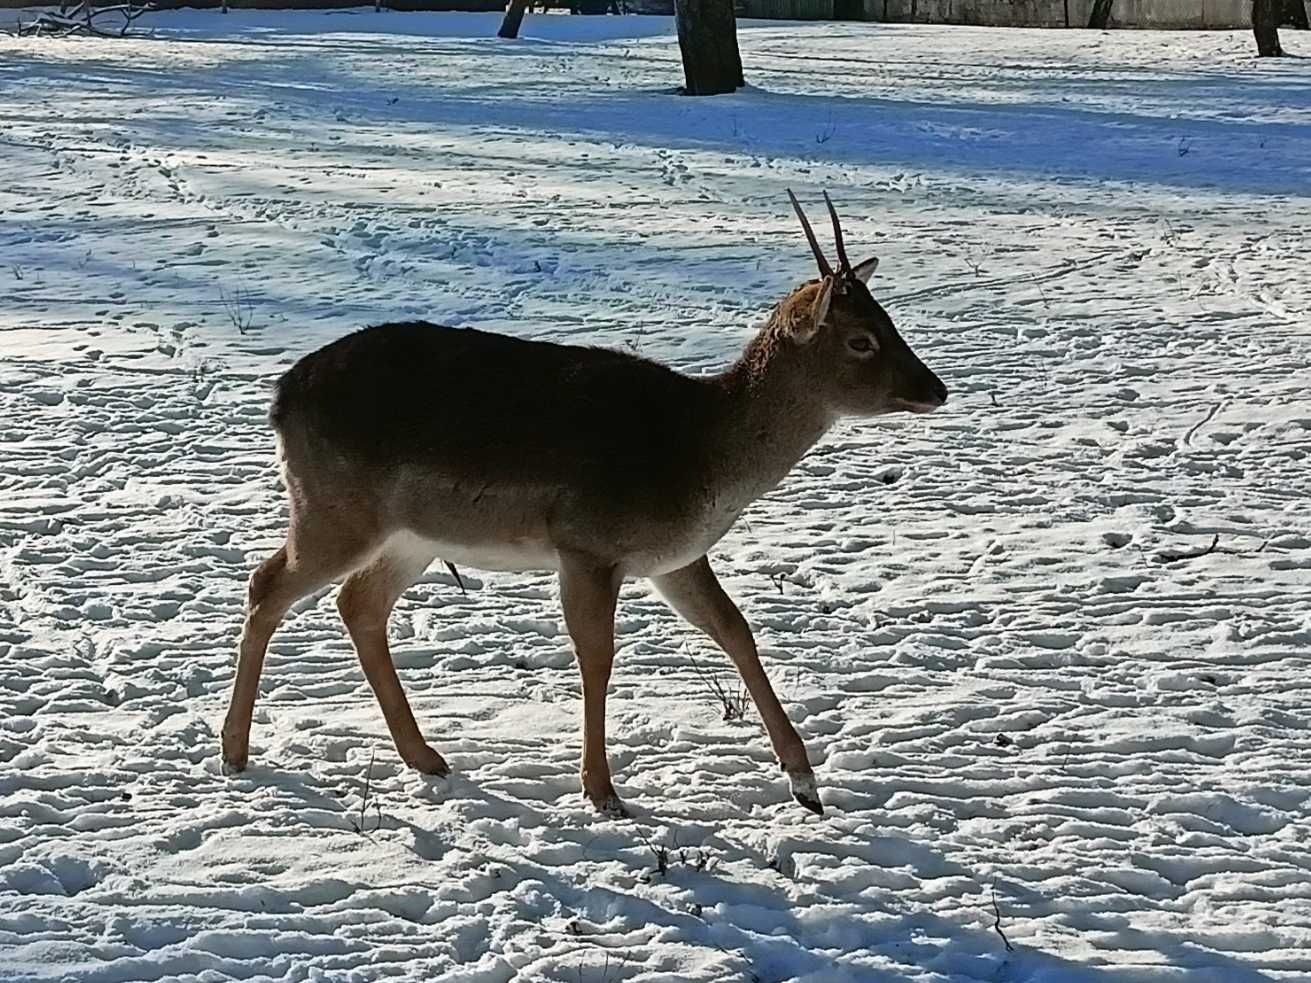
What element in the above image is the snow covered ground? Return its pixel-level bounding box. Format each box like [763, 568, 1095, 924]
[2, 10, 1311, 981]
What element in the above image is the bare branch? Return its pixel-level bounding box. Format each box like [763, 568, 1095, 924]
[16, 2, 154, 38]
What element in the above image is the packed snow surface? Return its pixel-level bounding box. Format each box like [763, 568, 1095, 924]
[2, 11, 1310, 982]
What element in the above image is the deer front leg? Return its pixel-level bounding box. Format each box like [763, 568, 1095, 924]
[652, 556, 822, 815]
[558, 552, 625, 817]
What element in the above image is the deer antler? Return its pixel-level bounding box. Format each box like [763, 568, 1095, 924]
[787, 189, 833, 279]
[822, 191, 851, 274]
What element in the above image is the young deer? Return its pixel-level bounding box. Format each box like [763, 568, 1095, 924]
[221, 192, 947, 817]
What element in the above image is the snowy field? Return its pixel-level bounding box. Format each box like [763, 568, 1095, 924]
[2, 10, 1311, 982]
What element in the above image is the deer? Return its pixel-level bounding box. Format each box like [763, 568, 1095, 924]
[220, 191, 947, 817]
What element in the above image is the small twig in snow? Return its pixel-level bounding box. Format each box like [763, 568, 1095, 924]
[349, 751, 382, 834]
[816, 113, 836, 145]
[641, 837, 669, 877]
[444, 561, 467, 595]
[963, 246, 991, 277]
[686, 648, 750, 722]
[678, 844, 711, 871]
[219, 285, 255, 335]
[1153, 534, 1219, 565]
[1183, 400, 1222, 447]
[992, 881, 1014, 953]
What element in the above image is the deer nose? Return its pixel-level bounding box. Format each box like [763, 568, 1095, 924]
[928, 374, 948, 405]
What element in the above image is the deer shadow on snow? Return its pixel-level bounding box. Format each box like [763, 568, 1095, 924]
[222, 752, 1283, 983]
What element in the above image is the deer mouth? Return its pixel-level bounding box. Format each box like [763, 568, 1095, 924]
[893, 374, 947, 414]
[892, 395, 946, 414]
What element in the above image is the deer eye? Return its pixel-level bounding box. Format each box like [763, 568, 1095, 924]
[847, 336, 876, 354]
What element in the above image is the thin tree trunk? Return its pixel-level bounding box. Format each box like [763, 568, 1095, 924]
[1254, 0, 1284, 54]
[498, 0, 529, 39]
[1088, 0, 1114, 28]
[1285, 0, 1309, 29]
[674, 0, 744, 96]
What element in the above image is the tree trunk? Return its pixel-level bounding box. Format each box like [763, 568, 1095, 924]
[1285, 0, 1309, 28]
[674, 0, 744, 96]
[1088, 0, 1114, 28]
[1254, 0, 1284, 54]
[498, 0, 529, 39]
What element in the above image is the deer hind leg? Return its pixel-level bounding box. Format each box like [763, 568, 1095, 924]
[337, 537, 448, 776]
[222, 522, 369, 772]
[652, 556, 822, 815]
[558, 551, 625, 817]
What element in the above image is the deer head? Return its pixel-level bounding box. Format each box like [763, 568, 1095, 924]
[777, 191, 948, 417]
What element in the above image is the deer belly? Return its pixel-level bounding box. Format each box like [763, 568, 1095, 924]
[624, 514, 739, 578]
[386, 529, 559, 573]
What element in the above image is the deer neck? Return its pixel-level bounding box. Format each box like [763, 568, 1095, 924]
[706, 332, 832, 509]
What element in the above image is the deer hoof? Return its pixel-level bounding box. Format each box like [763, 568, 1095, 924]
[584, 784, 629, 818]
[594, 793, 630, 819]
[406, 746, 450, 777]
[789, 772, 824, 816]
[220, 732, 249, 774]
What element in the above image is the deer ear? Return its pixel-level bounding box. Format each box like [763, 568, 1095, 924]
[851, 256, 879, 284]
[783, 277, 834, 345]
[792, 276, 833, 344]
